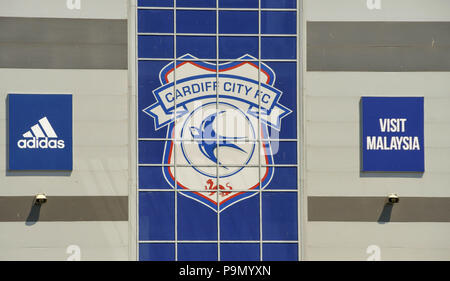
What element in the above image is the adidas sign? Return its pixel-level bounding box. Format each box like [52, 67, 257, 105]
[17, 117, 65, 149]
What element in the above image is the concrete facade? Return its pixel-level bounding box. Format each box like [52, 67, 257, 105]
[0, 0, 132, 260]
[303, 0, 450, 260]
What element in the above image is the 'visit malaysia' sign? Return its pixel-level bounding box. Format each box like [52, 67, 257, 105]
[361, 97, 424, 172]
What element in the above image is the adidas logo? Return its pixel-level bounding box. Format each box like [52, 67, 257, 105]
[17, 117, 65, 149]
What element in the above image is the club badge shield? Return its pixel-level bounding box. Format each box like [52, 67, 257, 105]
[143, 54, 291, 212]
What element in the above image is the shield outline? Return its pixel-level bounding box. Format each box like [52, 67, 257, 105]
[144, 54, 289, 212]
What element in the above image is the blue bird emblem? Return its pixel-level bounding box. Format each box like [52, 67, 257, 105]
[190, 111, 247, 168]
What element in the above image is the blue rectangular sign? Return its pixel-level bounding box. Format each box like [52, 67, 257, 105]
[361, 97, 424, 172]
[8, 94, 73, 170]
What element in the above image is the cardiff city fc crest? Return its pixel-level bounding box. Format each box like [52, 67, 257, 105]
[143, 54, 291, 212]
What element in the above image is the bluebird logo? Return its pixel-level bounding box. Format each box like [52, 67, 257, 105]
[190, 111, 247, 168]
[142, 54, 291, 211]
[17, 117, 65, 149]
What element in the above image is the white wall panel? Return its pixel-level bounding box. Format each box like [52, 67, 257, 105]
[0, 0, 127, 19]
[306, 222, 450, 260]
[0, 222, 128, 260]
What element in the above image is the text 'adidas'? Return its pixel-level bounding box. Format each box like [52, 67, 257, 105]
[17, 117, 65, 149]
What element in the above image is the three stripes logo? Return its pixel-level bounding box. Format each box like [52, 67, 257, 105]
[17, 117, 65, 149]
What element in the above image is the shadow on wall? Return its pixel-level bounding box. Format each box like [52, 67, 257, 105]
[25, 200, 41, 226]
[4, 95, 71, 177]
[6, 171, 71, 176]
[377, 202, 394, 224]
[360, 172, 423, 178]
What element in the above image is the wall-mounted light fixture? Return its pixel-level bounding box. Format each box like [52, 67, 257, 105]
[34, 193, 47, 205]
[387, 193, 400, 204]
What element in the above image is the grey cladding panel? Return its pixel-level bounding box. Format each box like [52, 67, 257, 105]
[0, 196, 128, 222]
[0, 17, 127, 69]
[308, 197, 450, 222]
[307, 22, 450, 71]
